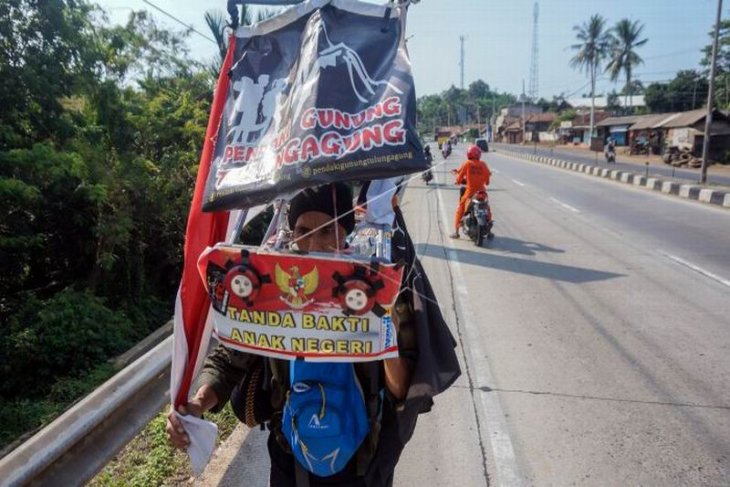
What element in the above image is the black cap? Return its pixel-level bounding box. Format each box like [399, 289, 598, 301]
[287, 183, 355, 234]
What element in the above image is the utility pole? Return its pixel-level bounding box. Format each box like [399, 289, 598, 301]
[701, 0, 723, 184]
[528, 2, 540, 101]
[491, 98, 497, 142]
[459, 35, 466, 90]
[522, 79, 526, 143]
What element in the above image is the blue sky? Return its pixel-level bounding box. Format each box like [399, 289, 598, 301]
[99, 0, 721, 99]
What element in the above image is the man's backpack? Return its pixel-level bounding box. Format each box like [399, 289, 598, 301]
[282, 361, 370, 477]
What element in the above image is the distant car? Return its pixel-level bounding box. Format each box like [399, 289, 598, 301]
[474, 138, 489, 153]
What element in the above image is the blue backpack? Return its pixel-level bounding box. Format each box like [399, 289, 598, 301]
[282, 361, 370, 477]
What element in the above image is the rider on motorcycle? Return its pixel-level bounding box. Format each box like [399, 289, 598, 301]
[442, 139, 452, 156]
[604, 137, 616, 162]
[422, 145, 434, 184]
[450, 144, 491, 239]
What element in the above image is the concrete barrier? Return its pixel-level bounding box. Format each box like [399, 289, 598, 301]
[661, 181, 680, 195]
[679, 185, 701, 199]
[646, 178, 661, 190]
[496, 146, 728, 209]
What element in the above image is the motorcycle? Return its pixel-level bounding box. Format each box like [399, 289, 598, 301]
[422, 149, 434, 184]
[604, 147, 616, 163]
[442, 144, 451, 159]
[421, 168, 433, 184]
[460, 190, 494, 247]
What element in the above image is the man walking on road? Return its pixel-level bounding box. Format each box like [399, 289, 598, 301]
[167, 183, 460, 487]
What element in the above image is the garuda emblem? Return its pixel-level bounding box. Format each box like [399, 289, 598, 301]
[275, 264, 319, 308]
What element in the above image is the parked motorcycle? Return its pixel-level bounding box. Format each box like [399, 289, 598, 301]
[460, 190, 494, 247]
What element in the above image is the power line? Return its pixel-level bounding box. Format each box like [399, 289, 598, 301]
[643, 48, 705, 61]
[141, 0, 218, 45]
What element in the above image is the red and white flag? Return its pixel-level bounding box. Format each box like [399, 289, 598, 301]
[170, 36, 237, 410]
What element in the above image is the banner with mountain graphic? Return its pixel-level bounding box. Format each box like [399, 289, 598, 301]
[201, 0, 425, 211]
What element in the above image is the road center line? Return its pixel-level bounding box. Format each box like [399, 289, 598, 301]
[661, 252, 730, 288]
[549, 197, 580, 213]
[512, 179, 526, 187]
[435, 185, 526, 486]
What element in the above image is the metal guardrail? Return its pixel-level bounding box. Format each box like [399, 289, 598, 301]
[0, 336, 173, 487]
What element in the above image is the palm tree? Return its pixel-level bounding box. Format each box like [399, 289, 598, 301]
[204, 6, 254, 75]
[204, 10, 229, 64]
[570, 14, 614, 141]
[606, 19, 648, 113]
[204, 7, 278, 76]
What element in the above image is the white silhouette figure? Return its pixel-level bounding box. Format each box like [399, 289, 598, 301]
[225, 19, 403, 148]
[255, 78, 287, 140]
[227, 74, 269, 144]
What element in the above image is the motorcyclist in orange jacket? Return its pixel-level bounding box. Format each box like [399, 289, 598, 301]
[451, 144, 491, 238]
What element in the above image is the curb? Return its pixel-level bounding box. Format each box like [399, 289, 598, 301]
[496, 148, 730, 209]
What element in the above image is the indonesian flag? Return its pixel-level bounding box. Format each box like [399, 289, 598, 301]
[170, 36, 237, 409]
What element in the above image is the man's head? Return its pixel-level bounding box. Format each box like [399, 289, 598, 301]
[287, 183, 355, 252]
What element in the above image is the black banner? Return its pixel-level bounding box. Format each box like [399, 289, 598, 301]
[202, 0, 426, 211]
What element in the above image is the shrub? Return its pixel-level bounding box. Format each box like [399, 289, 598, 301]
[1, 290, 134, 398]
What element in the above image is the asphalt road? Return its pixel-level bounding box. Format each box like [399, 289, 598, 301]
[196, 146, 730, 486]
[496, 142, 730, 187]
[401, 146, 730, 486]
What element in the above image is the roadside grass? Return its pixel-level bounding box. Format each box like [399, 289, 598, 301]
[90, 403, 240, 487]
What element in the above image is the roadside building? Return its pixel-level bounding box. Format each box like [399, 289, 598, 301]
[658, 108, 730, 159]
[626, 113, 677, 155]
[495, 115, 522, 143]
[525, 113, 558, 142]
[565, 95, 646, 112]
[434, 125, 462, 145]
[563, 112, 611, 144]
[596, 115, 644, 146]
[501, 104, 543, 119]
[503, 121, 524, 144]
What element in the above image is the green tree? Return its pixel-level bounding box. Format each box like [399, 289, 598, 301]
[570, 14, 614, 137]
[644, 70, 708, 113]
[468, 80, 490, 99]
[644, 82, 670, 113]
[0, 0, 212, 414]
[606, 19, 648, 113]
[204, 6, 274, 75]
[620, 79, 645, 96]
[701, 18, 730, 108]
[606, 90, 622, 114]
[0, 0, 101, 149]
[701, 18, 730, 74]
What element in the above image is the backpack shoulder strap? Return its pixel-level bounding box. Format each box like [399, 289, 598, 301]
[356, 361, 383, 475]
[268, 358, 289, 410]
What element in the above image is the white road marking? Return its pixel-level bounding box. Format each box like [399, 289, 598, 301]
[492, 168, 501, 174]
[662, 252, 730, 288]
[512, 179, 526, 187]
[435, 187, 526, 487]
[549, 197, 580, 213]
